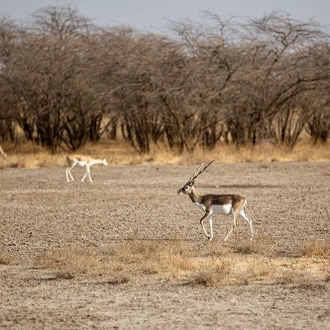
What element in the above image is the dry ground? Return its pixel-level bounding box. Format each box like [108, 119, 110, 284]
[1, 161, 330, 329]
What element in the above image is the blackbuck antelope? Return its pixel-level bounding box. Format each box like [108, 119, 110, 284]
[65, 155, 108, 183]
[177, 160, 254, 241]
[0, 146, 7, 159]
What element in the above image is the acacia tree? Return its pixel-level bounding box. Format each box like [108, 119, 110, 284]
[0, 6, 103, 152]
[304, 43, 330, 143]
[231, 13, 328, 147]
[0, 17, 20, 142]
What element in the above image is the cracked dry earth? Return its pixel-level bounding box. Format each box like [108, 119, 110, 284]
[1, 161, 330, 329]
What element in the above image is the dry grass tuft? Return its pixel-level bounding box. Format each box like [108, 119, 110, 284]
[197, 240, 232, 258]
[0, 252, 17, 265]
[233, 242, 254, 255]
[274, 269, 326, 289]
[35, 244, 106, 277]
[34, 239, 201, 282]
[190, 257, 278, 286]
[55, 270, 75, 280]
[191, 261, 233, 286]
[302, 239, 330, 257]
[243, 258, 275, 282]
[33, 237, 330, 287]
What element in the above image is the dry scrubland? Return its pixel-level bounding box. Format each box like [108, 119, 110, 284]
[4, 138, 330, 167]
[1, 142, 330, 329]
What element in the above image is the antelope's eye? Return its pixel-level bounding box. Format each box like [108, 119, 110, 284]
[184, 185, 189, 190]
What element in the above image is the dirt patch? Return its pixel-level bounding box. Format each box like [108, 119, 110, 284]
[1, 161, 330, 329]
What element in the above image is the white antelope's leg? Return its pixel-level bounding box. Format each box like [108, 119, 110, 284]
[209, 213, 214, 241]
[81, 166, 88, 182]
[65, 168, 70, 182]
[69, 171, 75, 181]
[66, 165, 75, 182]
[88, 167, 93, 182]
[239, 209, 254, 240]
[200, 211, 212, 240]
[81, 165, 93, 182]
[224, 211, 238, 242]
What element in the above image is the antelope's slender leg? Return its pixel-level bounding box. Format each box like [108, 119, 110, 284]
[224, 211, 239, 242]
[200, 211, 212, 240]
[239, 209, 254, 240]
[87, 166, 93, 182]
[65, 168, 70, 182]
[209, 214, 214, 241]
[81, 165, 90, 182]
[66, 164, 76, 182]
[81, 165, 94, 182]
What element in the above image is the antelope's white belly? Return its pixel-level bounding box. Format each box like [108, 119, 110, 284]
[194, 202, 233, 215]
[76, 161, 87, 167]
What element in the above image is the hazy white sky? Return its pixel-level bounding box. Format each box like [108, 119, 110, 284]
[1, 0, 330, 31]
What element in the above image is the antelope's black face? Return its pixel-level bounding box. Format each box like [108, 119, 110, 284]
[177, 181, 194, 195]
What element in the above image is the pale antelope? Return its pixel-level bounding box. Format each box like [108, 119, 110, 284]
[65, 155, 108, 183]
[177, 160, 254, 241]
[0, 146, 7, 159]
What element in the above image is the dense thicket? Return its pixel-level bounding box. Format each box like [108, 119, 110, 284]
[1, 6, 330, 153]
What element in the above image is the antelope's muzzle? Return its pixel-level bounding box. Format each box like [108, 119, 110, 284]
[177, 187, 184, 195]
